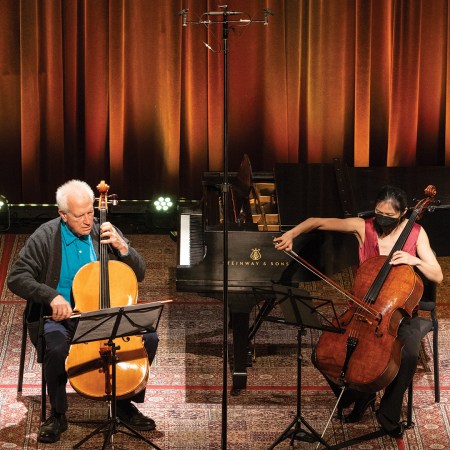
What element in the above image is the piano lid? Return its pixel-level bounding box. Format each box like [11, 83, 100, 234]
[275, 162, 349, 228]
[274, 161, 359, 274]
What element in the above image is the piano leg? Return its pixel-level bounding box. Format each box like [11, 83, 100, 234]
[228, 295, 257, 395]
[229, 310, 251, 395]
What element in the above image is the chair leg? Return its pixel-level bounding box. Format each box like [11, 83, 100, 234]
[432, 316, 440, 403]
[41, 363, 46, 422]
[17, 315, 27, 393]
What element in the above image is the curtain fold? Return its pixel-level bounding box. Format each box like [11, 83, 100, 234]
[0, 0, 449, 203]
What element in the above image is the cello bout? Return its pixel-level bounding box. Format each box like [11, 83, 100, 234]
[66, 336, 149, 400]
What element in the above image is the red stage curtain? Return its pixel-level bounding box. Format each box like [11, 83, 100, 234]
[0, 0, 449, 202]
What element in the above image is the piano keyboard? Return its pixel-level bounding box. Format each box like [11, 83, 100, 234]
[179, 210, 204, 266]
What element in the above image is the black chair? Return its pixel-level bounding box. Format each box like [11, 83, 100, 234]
[17, 310, 28, 394]
[405, 280, 439, 428]
[17, 308, 47, 422]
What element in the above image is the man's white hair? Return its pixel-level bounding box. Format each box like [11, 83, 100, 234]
[56, 180, 95, 212]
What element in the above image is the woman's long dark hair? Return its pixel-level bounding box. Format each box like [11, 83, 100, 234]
[373, 185, 408, 236]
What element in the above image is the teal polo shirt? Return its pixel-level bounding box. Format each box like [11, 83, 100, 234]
[57, 221, 97, 305]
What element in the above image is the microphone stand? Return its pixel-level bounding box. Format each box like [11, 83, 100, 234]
[221, 10, 230, 450]
[180, 6, 272, 449]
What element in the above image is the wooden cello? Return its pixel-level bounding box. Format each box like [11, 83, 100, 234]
[286, 185, 437, 393]
[65, 181, 149, 400]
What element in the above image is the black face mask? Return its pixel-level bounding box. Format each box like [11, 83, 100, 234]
[374, 213, 400, 232]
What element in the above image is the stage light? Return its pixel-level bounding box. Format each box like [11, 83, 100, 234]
[0, 195, 10, 231]
[153, 196, 174, 213]
[148, 196, 177, 230]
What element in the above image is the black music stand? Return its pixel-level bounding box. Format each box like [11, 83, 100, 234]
[266, 286, 344, 450]
[71, 302, 164, 450]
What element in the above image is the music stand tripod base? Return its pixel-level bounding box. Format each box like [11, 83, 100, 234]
[266, 325, 332, 449]
[73, 412, 162, 450]
[268, 413, 329, 449]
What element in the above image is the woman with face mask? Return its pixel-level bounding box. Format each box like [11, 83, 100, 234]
[274, 185, 443, 438]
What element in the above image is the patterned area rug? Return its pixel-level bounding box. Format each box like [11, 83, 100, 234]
[1, 233, 450, 449]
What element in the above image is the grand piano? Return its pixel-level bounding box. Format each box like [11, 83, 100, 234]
[176, 156, 450, 392]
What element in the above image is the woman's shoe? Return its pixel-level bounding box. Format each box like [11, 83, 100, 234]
[343, 393, 376, 423]
[337, 401, 352, 420]
[376, 410, 405, 437]
[336, 392, 357, 420]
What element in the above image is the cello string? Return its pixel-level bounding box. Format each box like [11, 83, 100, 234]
[98, 195, 112, 311]
[363, 218, 415, 303]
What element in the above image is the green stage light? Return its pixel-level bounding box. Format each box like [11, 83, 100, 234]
[148, 196, 177, 230]
[153, 196, 174, 212]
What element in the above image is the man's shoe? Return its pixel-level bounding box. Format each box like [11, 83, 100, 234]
[38, 414, 68, 443]
[116, 402, 156, 431]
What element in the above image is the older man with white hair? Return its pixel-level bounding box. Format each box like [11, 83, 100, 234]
[8, 179, 158, 443]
